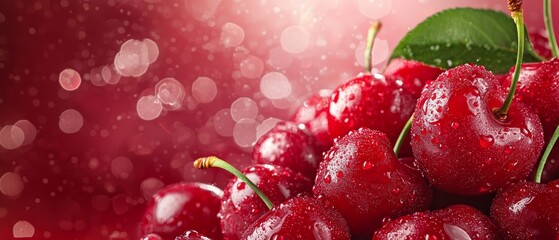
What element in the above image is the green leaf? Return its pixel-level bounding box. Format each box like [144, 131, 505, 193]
[390, 8, 542, 74]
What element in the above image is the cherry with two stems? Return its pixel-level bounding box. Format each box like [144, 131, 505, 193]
[410, 0, 544, 195]
[194, 157, 351, 240]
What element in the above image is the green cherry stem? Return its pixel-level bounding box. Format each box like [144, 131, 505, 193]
[394, 114, 413, 157]
[194, 156, 274, 210]
[495, 2, 524, 119]
[365, 21, 382, 73]
[544, 0, 559, 57]
[534, 125, 559, 183]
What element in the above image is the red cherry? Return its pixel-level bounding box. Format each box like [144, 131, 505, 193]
[252, 122, 322, 180]
[219, 164, 312, 240]
[529, 31, 554, 60]
[373, 204, 500, 239]
[490, 180, 559, 239]
[241, 196, 351, 239]
[292, 93, 334, 152]
[140, 233, 163, 240]
[502, 59, 559, 182]
[411, 64, 544, 195]
[431, 189, 495, 215]
[327, 73, 415, 148]
[175, 230, 212, 240]
[384, 58, 444, 98]
[139, 183, 223, 240]
[313, 128, 432, 238]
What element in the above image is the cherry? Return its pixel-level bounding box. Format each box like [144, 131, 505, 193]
[241, 195, 351, 239]
[194, 157, 313, 240]
[411, 63, 544, 195]
[502, 59, 559, 182]
[252, 121, 322, 180]
[431, 189, 495, 215]
[292, 93, 334, 153]
[313, 128, 432, 238]
[490, 180, 559, 239]
[140, 233, 163, 240]
[384, 58, 444, 98]
[529, 31, 554, 60]
[138, 183, 223, 240]
[175, 230, 212, 240]
[327, 22, 416, 154]
[373, 204, 500, 239]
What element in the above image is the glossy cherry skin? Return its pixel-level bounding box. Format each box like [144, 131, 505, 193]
[384, 58, 444, 98]
[175, 230, 212, 240]
[502, 59, 559, 182]
[252, 122, 322, 180]
[327, 73, 415, 149]
[411, 64, 544, 195]
[373, 204, 500, 240]
[241, 196, 351, 240]
[313, 128, 432, 238]
[490, 180, 559, 239]
[140, 233, 164, 240]
[139, 183, 223, 240]
[292, 93, 334, 153]
[219, 164, 312, 240]
[529, 31, 553, 60]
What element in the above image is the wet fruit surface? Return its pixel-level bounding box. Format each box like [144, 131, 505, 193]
[313, 128, 432, 238]
[411, 64, 544, 195]
[241, 196, 351, 240]
[384, 58, 444, 98]
[139, 183, 223, 239]
[219, 164, 312, 240]
[292, 93, 334, 153]
[491, 180, 559, 240]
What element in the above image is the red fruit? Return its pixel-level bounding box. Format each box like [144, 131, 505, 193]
[373, 205, 500, 239]
[175, 230, 212, 240]
[252, 122, 322, 180]
[384, 58, 444, 98]
[502, 59, 559, 182]
[241, 196, 351, 240]
[292, 93, 334, 152]
[529, 31, 554, 60]
[139, 183, 223, 239]
[313, 128, 432, 238]
[431, 189, 495, 215]
[219, 164, 312, 240]
[141, 233, 163, 240]
[327, 73, 415, 151]
[491, 180, 559, 239]
[411, 64, 544, 195]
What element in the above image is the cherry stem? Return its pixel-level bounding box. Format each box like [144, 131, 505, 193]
[534, 125, 559, 183]
[394, 114, 413, 157]
[495, 5, 524, 119]
[365, 21, 382, 73]
[544, 0, 559, 57]
[194, 156, 274, 210]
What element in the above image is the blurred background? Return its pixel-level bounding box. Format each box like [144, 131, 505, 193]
[0, 0, 556, 239]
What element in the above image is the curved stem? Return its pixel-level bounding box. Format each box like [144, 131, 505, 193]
[394, 114, 413, 157]
[194, 156, 274, 209]
[534, 125, 559, 183]
[544, 0, 559, 57]
[495, 10, 524, 119]
[365, 21, 382, 73]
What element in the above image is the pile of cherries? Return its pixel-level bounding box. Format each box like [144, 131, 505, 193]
[138, 2, 559, 240]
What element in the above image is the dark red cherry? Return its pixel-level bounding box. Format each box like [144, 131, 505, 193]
[313, 128, 432, 238]
[327, 73, 415, 149]
[491, 180, 559, 239]
[139, 183, 223, 240]
[384, 58, 444, 98]
[241, 196, 351, 240]
[373, 204, 500, 240]
[411, 64, 544, 195]
[529, 30, 554, 60]
[431, 189, 495, 215]
[502, 59, 559, 182]
[252, 122, 322, 179]
[175, 230, 212, 240]
[292, 93, 334, 152]
[219, 164, 312, 240]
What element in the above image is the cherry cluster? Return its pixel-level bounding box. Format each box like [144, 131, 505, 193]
[137, 2, 559, 240]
